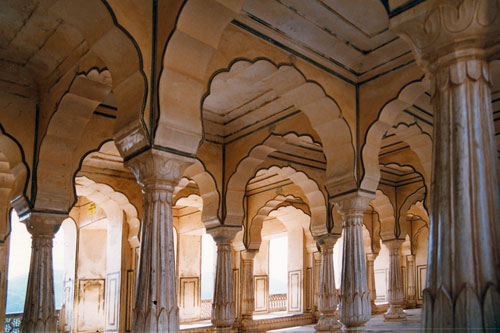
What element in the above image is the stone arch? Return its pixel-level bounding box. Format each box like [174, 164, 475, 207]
[0, 130, 29, 238]
[75, 176, 140, 248]
[397, 186, 426, 239]
[361, 77, 430, 192]
[246, 194, 308, 250]
[156, 0, 244, 154]
[370, 189, 395, 241]
[225, 132, 326, 231]
[48, 0, 147, 140]
[234, 165, 327, 237]
[393, 122, 432, 195]
[35, 70, 113, 212]
[173, 160, 220, 229]
[203, 58, 356, 195]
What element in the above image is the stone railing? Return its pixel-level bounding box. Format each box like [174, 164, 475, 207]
[4, 313, 22, 333]
[200, 299, 212, 320]
[269, 294, 287, 312]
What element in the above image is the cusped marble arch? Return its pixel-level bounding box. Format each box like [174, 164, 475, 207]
[361, 77, 430, 193]
[35, 70, 113, 213]
[75, 176, 140, 248]
[203, 58, 356, 196]
[156, 0, 245, 155]
[246, 194, 308, 251]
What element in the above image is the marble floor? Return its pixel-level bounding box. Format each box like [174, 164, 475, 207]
[180, 308, 421, 332]
[269, 308, 421, 332]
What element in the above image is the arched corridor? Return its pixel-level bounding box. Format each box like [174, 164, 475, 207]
[1, 1, 500, 332]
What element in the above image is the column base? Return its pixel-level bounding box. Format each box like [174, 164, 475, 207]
[405, 299, 416, 309]
[315, 313, 342, 331]
[240, 317, 254, 331]
[384, 305, 407, 321]
[213, 326, 236, 332]
[371, 302, 388, 314]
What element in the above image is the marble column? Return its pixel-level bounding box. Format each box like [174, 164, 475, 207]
[337, 195, 372, 327]
[0, 237, 9, 327]
[383, 240, 406, 321]
[312, 251, 321, 321]
[126, 149, 193, 332]
[391, 0, 500, 329]
[365, 253, 379, 313]
[406, 255, 416, 309]
[314, 234, 341, 331]
[240, 250, 256, 330]
[209, 226, 239, 331]
[21, 212, 66, 332]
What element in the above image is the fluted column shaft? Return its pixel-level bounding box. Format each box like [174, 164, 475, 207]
[209, 227, 239, 331]
[366, 253, 378, 311]
[391, 1, 500, 329]
[384, 240, 406, 321]
[313, 251, 321, 320]
[126, 149, 193, 332]
[337, 196, 372, 327]
[240, 250, 256, 329]
[315, 235, 341, 331]
[21, 212, 65, 332]
[406, 255, 416, 308]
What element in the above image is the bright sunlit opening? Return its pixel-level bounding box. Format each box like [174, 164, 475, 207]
[7, 210, 66, 313]
[269, 235, 288, 294]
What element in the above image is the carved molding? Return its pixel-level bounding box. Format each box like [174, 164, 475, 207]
[390, 0, 500, 72]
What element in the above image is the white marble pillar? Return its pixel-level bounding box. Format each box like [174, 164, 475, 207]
[383, 240, 406, 321]
[313, 251, 321, 320]
[240, 250, 256, 330]
[126, 149, 193, 332]
[314, 235, 341, 331]
[21, 212, 66, 332]
[391, 1, 500, 329]
[337, 195, 372, 327]
[365, 253, 378, 313]
[406, 255, 416, 309]
[209, 227, 239, 331]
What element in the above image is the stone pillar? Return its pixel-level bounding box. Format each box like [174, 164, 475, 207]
[0, 237, 9, 327]
[240, 250, 256, 330]
[366, 253, 379, 313]
[406, 255, 416, 309]
[312, 251, 321, 320]
[209, 227, 239, 331]
[126, 149, 193, 332]
[21, 212, 66, 332]
[337, 195, 372, 327]
[391, 1, 500, 329]
[314, 234, 341, 331]
[383, 240, 406, 321]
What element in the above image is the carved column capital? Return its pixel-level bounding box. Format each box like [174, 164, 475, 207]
[390, 0, 500, 72]
[125, 149, 194, 190]
[366, 252, 379, 262]
[240, 249, 257, 261]
[207, 226, 240, 244]
[22, 211, 67, 236]
[383, 239, 405, 251]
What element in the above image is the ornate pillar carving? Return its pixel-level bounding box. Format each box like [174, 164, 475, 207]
[21, 212, 66, 332]
[313, 251, 322, 320]
[336, 195, 372, 327]
[391, 1, 500, 329]
[314, 234, 341, 331]
[366, 253, 380, 313]
[406, 255, 417, 309]
[126, 149, 193, 332]
[240, 250, 256, 330]
[383, 240, 407, 321]
[208, 226, 239, 331]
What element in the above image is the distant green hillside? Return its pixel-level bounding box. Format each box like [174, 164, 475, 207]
[6, 270, 64, 314]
